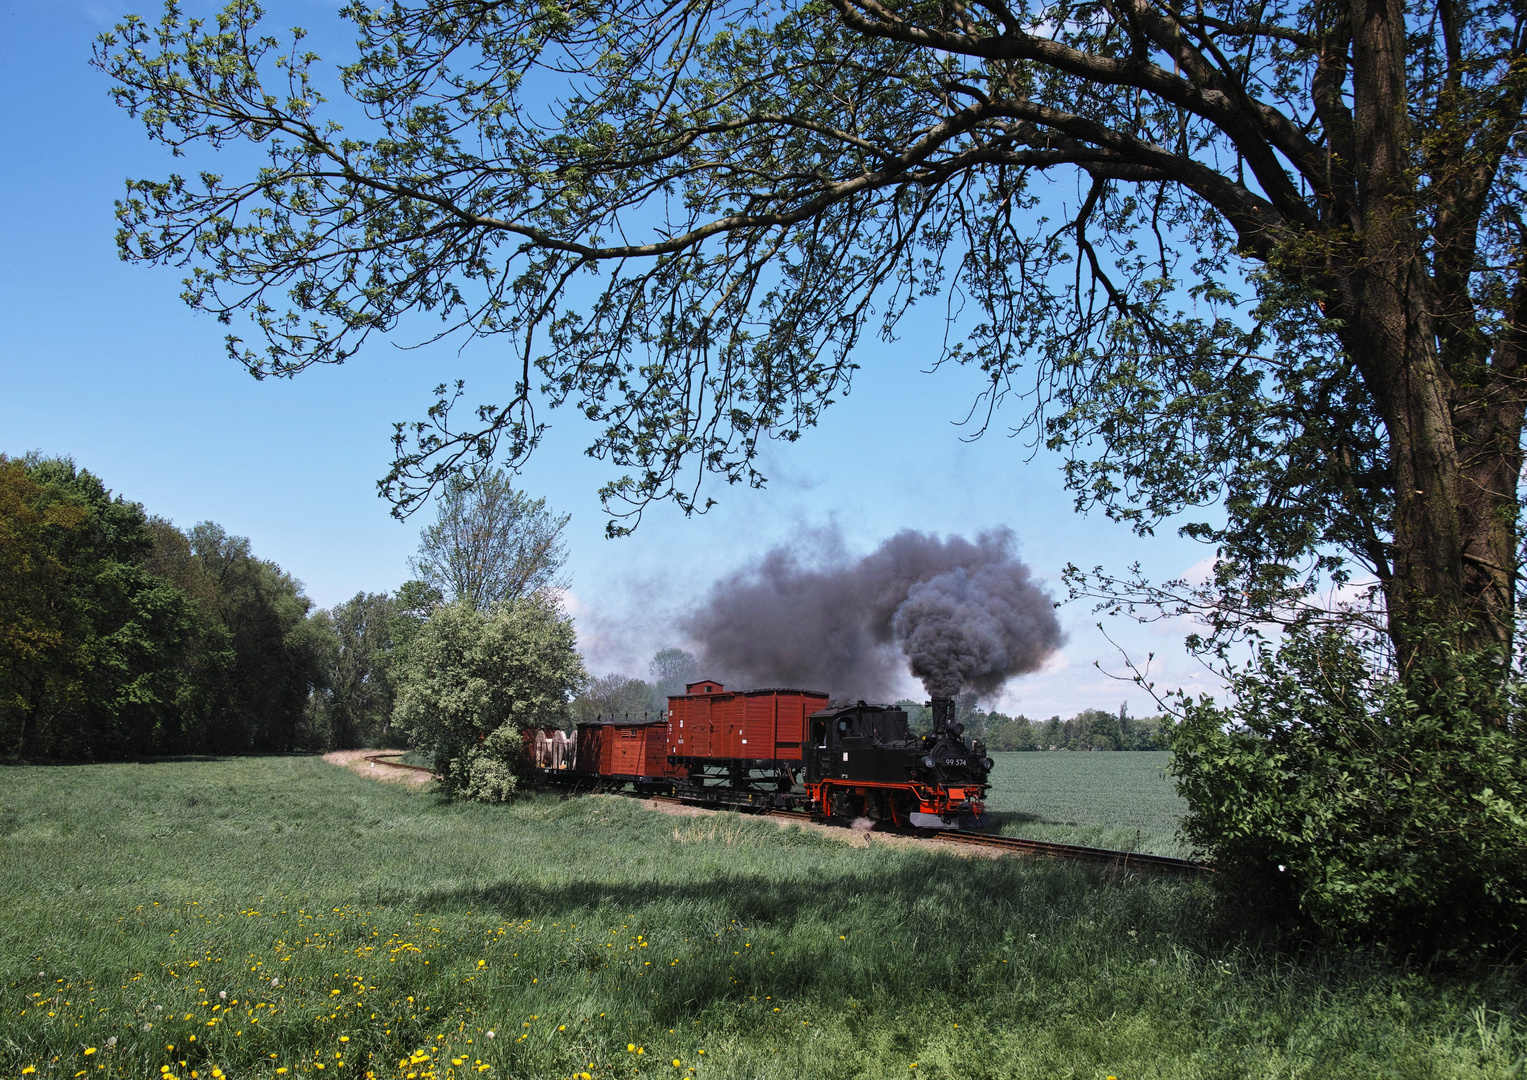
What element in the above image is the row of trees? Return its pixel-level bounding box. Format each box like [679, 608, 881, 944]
[898, 697, 1170, 750]
[2, 454, 326, 758]
[0, 456, 586, 766]
[572, 649, 700, 723]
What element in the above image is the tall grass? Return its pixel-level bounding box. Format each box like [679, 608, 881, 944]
[2, 756, 1524, 1079]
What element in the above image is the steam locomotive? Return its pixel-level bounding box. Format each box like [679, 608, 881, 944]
[537, 679, 993, 829]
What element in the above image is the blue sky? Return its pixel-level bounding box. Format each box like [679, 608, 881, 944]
[1, 0, 1224, 718]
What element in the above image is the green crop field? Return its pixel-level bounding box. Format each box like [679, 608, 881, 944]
[983, 752, 1188, 856]
[3, 756, 1525, 1080]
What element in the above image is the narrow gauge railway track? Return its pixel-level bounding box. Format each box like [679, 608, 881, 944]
[651, 794, 812, 824]
[932, 830, 1209, 875]
[650, 794, 1209, 875]
[365, 753, 434, 775]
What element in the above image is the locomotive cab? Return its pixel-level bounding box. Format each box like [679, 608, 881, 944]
[806, 702, 919, 784]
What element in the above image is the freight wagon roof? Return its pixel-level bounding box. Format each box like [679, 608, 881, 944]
[669, 686, 828, 699]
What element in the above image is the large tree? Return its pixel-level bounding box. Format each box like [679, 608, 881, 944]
[409, 470, 570, 609]
[96, 0, 1526, 671]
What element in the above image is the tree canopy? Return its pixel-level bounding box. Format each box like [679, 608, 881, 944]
[1, 455, 331, 759]
[97, 0, 1527, 664]
[0, 456, 192, 759]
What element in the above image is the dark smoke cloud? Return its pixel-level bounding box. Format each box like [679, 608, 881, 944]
[681, 527, 1064, 701]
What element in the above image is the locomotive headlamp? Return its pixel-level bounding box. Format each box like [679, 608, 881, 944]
[983, 757, 995, 772]
[922, 756, 936, 769]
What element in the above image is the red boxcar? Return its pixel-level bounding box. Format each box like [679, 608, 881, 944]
[575, 718, 677, 783]
[667, 681, 829, 762]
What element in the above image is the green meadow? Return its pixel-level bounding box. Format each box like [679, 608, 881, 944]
[984, 751, 1188, 856]
[3, 756, 1525, 1080]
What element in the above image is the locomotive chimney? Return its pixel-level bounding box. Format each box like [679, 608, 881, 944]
[930, 696, 955, 733]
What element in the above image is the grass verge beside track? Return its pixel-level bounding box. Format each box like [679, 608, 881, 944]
[1, 755, 1523, 1079]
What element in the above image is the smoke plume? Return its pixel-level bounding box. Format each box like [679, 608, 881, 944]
[681, 527, 1064, 701]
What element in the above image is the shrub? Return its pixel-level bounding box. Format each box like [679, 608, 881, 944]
[1171, 626, 1527, 954]
[460, 723, 525, 802]
[391, 596, 586, 800]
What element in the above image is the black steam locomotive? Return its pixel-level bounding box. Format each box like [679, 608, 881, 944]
[803, 696, 993, 828]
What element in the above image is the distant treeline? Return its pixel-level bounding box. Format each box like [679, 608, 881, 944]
[0, 454, 430, 760]
[899, 696, 1172, 750]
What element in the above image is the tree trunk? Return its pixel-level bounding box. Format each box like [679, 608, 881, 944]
[1333, 0, 1519, 671]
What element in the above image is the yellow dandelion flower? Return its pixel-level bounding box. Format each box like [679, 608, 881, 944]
[83, 1049, 97, 1056]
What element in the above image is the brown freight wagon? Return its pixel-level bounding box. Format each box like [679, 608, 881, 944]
[574, 717, 678, 787]
[668, 680, 830, 769]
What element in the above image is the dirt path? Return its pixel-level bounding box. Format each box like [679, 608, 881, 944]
[322, 749, 434, 786]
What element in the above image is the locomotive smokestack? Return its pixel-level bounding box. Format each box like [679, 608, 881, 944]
[930, 696, 956, 733]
